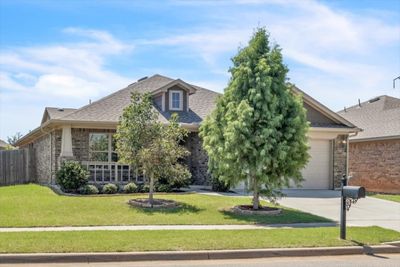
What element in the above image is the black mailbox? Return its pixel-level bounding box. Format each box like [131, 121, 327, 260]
[343, 186, 366, 199]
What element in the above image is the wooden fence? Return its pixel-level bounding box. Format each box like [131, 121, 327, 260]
[0, 149, 34, 186]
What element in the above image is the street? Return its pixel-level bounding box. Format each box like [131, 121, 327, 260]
[1, 254, 400, 267]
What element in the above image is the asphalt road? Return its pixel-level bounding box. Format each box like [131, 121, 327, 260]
[1, 254, 400, 267]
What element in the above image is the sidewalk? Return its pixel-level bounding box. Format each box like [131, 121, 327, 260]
[0, 222, 336, 232]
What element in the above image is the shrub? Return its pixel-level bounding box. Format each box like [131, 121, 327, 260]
[123, 182, 138, 193]
[211, 176, 231, 192]
[102, 183, 118, 194]
[157, 167, 191, 191]
[156, 184, 172, 193]
[141, 184, 150, 193]
[56, 161, 88, 192]
[78, 184, 99, 195]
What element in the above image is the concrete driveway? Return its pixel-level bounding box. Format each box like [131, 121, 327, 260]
[278, 190, 400, 232]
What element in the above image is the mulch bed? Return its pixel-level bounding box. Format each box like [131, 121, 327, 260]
[128, 198, 180, 209]
[230, 205, 282, 216]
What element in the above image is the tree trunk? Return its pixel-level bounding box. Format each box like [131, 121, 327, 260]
[252, 176, 260, 210]
[149, 172, 154, 208]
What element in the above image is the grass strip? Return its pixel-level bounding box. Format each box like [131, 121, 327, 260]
[0, 227, 399, 253]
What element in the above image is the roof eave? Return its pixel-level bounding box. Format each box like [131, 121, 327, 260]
[349, 135, 400, 143]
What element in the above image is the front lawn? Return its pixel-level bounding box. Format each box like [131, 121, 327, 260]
[0, 227, 398, 253]
[0, 184, 329, 227]
[370, 193, 400, 203]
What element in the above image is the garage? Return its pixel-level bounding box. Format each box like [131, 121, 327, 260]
[298, 139, 332, 189]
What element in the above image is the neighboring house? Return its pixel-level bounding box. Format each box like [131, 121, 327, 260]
[0, 139, 9, 150]
[16, 74, 358, 189]
[338, 95, 400, 193]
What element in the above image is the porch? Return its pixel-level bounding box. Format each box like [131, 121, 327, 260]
[81, 161, 143, 184]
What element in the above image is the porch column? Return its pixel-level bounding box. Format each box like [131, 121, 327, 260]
[60, 125, 74, 158]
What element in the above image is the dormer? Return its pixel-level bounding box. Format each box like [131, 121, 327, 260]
[152, 79, 197, 112]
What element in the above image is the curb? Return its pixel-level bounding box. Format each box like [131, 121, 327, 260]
[1, 245, 399, 264]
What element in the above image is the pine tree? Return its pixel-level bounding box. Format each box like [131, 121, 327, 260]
[200, 28, 309, 209]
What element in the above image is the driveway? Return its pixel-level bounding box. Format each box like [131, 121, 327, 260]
[278, 190, 400, 232]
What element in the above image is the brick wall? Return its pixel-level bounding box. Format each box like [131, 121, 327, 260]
[348, 139, 400, 193]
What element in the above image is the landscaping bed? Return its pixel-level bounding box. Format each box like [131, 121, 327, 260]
[0, 184, 330, 227]
[0, 227, 398, 253]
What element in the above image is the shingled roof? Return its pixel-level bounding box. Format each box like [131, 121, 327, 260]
[56, 74, 220, 124]
[0, 139, 8, 148]
[338, 95, 400, 141]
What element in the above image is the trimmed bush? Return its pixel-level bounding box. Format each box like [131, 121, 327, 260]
[156, 184, 172, 193]
[211, 176, 231, 192]
[141, 184, 150, 193]
[102, 183, 118, 194]
[56, 161, 88, 192]
[78, 185, 99, 195]
[123, 182, 138, 193]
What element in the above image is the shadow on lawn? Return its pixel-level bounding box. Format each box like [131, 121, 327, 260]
[130, 202, 204, 215]
[219, 207, 332, 225]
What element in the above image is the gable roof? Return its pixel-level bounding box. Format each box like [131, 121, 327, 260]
[57, 74, 219, 124]
[16, 74, 358, 146]
[41, 107, 77, 124]
[0, 139, 8, 148]
[338, 95, 400, 141]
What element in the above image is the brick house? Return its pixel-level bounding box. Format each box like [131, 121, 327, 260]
[16, 74, 358, 189]
[338, 95, 400, 193]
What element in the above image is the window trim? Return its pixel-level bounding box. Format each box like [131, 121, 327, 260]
[169, 90, 183, 111]
[89, 132, 117, 162]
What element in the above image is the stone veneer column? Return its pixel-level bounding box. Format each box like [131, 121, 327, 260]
[185, 132, 211, 185]
[59, 125, 75, 160]
[333, 134, 348, 189]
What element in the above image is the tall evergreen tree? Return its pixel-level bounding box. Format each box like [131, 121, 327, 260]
[200, 28, 309, 209]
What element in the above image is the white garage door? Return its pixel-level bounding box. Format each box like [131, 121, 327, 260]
[299, 139, 332, 189]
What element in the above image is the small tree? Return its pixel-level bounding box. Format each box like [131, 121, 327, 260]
[7, 132, 23, 147]
[200, 28, 309, 209]
[115, 92, 191, 207]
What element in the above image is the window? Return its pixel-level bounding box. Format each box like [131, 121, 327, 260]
[89, 133, 118, 162]
[169, 90, 183, 111]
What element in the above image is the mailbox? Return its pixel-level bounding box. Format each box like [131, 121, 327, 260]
[342, 186, 366, 199]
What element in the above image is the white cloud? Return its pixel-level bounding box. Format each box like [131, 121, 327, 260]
[0, 28, 135, 139]
[148, 0, 400, 109]
[0, 28, 133, 99]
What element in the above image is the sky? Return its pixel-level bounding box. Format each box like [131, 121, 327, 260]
[0, 0, 399, 141]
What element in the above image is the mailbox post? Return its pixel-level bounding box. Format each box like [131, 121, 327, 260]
[340, 175, 366, 240]
[340, 175, 347, 239]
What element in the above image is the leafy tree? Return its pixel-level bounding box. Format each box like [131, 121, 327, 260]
[115, 92, 191, 207]
[200, 28, 309, 209]
[7, 132, 23, 147]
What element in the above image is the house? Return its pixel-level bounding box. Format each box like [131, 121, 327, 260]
[0, 139, 9, 150]
[16, 74, 358, 189]
[338, 95, 400, 193]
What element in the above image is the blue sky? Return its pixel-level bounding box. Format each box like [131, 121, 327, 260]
[0, 0, 399, 140]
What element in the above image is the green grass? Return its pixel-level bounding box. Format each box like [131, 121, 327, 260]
[369, 193, 400, 203]
[0, 184, 330, 227]
[0, 227, 398, 253]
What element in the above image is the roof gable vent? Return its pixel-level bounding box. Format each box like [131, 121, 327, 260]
[369, 97, 380, 103]
[137, 76, 148, 82]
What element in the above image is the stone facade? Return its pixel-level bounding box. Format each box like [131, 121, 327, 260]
[31, 133, 52, 183]
[333, 134, 348, 189]
[185, 132, 210, 185]
[348, 139, 400, 193]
